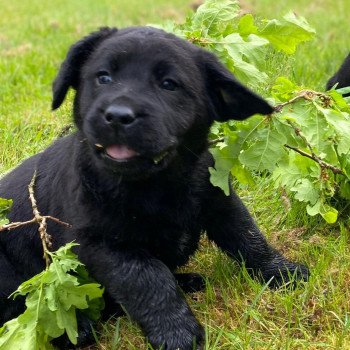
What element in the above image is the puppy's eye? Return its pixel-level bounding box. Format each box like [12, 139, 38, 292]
[97, 72, 112, 84]
[160, 79, 178, 91]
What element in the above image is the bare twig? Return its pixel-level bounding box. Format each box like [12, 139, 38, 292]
[208, 137, 225, 146]
[274, 90, 332, 112]
[284, 144, 344, 175]
[44, 216, 71, 227]
[284, 119, 317, 157]
[1, 171, 72, 268]
[0, 218, 37, 232]
[28, 172, 52, 268]
[0, 215, 71, 232]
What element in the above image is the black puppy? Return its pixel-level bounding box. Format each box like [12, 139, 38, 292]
[326, 53, 350, 96]
[0, 27, 308, 349]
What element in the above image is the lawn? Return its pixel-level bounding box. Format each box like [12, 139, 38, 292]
[1, 0, 350, 349]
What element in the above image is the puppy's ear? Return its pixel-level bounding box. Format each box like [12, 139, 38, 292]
[52, 27, 118, 110]
[202, 52, 273, 121]
[326, 54, 350, 91]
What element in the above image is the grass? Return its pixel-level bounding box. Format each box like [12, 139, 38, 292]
[247, 0, 350, 90]
[0, 0, 191, 172]
[1, 0, 350, 349]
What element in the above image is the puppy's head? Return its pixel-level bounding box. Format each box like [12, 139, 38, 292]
[53, 26, 273, 178]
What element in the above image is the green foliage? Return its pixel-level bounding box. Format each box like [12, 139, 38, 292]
[0, 243, 104, 350]
[159, 0, 350, 223]
[163, 0, 315, 87]
[257, 12, 316, 54]
[2, 0, 350, 349]
[0, 198, 13, 226]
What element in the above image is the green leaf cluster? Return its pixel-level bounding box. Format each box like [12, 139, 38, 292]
[159, 0, 349, 223]
[210, 78, 350, 223]
[0, 197, 13, 226]
[161, 0, 315, 87]
[0, 243, 104, 350]
[271, 83, 350, 223]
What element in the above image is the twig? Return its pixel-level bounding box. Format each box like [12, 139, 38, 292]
[28, 172, 52, 268]
[0, 216, 71, 232]
[0, 218, 37, 232]
[44, 216, 71, 227]
[284, 119, 317, 156]
[282, 116, 345, 175]
[1, 171, 72, 269]
[274, 90, 332, 112]
[208, 137, 225, 146]
[284, 144, 344, 175]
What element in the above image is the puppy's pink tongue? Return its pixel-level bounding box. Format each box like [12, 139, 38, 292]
[105, 145, 138, 160]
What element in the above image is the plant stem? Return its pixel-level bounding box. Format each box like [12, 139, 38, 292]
[274, 90, 332, 112]
[284, 144, 344, 175]
[28, 171, 52, 268]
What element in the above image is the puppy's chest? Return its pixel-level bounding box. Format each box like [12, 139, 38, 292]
[122, 188, 201, 237]
[101, 185, 203, 266]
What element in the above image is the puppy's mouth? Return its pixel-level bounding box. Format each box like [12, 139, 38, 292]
[95, 143, 170, 165]
[105, 144, 139, 162]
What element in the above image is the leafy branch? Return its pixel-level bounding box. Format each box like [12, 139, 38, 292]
[0, 173, 104, 349]
[165, 0, 350, 223]
[272, 91, 345, 176]
[210, 92, 344, 177]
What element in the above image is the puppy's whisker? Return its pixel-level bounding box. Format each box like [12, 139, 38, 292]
[183, 145, 200, 159]
[116, 175, 123, 187]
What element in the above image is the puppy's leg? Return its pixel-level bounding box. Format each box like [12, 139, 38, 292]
[0, 253, 25, 325]
[79, 244, 204, 350]
[203, 185, 309, 288]
[174, 273, 206, 293]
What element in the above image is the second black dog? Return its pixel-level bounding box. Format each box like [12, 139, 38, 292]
[327, 53, 350, 96]
[0, 26, 308, 349]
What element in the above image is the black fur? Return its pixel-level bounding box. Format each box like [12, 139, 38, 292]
[0, 26, 308, 349]
[326, 53, 350, 96]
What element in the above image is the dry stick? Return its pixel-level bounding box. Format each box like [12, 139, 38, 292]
[0, 171, 71, 268]
[0, 216, 71, 232]
[208, 137, 225, 146]
[0, 218, 38, 231]
[28, 172, 52, 268]
[284, 144, 345, 175]
[273, 90, 332, 113]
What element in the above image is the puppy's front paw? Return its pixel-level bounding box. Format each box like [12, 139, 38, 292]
[174, 273, 206, 293]
[147, 316, 204, 350]
[258, 255, 309, 289]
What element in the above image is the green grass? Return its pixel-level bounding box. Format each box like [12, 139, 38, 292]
[248, 0, 350, 90]
[0, 0, 191, 172]
[1, 0, 350, 349]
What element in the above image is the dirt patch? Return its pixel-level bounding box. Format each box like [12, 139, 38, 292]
[3, 43, 32, 57]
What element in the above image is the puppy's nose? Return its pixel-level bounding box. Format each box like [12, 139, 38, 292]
[104, 105, 136, 126]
